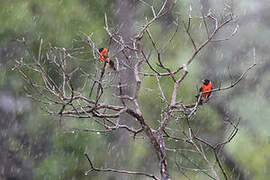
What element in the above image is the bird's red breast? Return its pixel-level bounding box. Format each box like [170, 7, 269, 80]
[98, 48, 109, 63]
[200, 80, 212, 98]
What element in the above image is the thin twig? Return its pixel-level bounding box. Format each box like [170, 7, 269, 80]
[84, 153, 159, 179]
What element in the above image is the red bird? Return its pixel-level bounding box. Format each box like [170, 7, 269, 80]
[197, 79, 212, 103]
[98, 48, 108, 63]
[98, 48, 116, 70]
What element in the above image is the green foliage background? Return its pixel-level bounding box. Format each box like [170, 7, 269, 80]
[1, 0, 270, 180]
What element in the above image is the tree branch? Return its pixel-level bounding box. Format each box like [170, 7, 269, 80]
[84, 153, 159, 180]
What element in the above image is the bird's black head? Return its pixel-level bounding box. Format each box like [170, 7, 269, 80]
[202, 79, 210, 85]
[98, 48, 104, 53]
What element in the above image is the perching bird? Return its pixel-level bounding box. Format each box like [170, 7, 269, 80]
[98, 48, 108, 63]
[196, 79, 212, 104]
[98, 48, 116, 70]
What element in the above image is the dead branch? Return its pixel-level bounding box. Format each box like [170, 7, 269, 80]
[84, 153, 159, 180]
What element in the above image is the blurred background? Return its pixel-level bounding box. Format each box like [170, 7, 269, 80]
[0, 0, 269, 179]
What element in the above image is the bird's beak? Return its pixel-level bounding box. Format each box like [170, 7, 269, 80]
[201, 80, 205, 83]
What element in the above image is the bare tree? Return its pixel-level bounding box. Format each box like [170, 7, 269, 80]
[14, 1, 255, 179]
